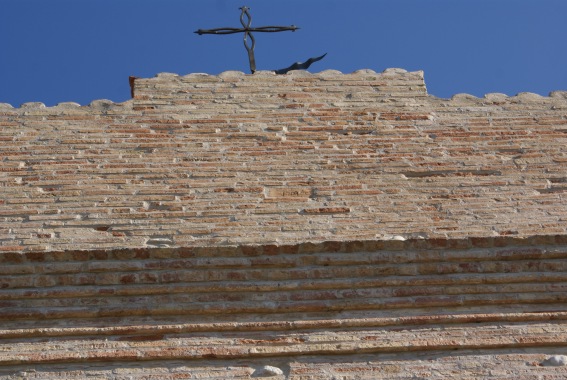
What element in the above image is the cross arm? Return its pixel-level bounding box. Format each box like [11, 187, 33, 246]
[248, 25, 299, 33]
[194, 28, 246, 35]
[195, 25, 299, 35]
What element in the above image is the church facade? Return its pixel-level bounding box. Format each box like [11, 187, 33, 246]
[1, 69, 567, 378]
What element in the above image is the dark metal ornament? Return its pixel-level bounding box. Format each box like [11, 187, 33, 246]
[195, 6, 298, 74]
[195, 6, 325, 74]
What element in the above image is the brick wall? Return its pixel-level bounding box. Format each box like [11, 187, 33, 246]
[1, 69, 567, 378]
[1, 69, 566, 252]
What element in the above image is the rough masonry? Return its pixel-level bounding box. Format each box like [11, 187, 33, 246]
[1, 69, 567, 378]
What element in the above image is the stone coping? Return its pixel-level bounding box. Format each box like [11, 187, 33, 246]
[1, 68, 565, 109]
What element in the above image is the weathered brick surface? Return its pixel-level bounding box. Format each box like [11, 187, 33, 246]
[1, 69, 566, 251]
[1, 69, 567, 378]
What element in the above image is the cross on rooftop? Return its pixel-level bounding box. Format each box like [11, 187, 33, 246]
[195, 6, 299, 74]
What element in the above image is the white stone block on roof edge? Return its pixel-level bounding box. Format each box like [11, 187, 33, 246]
[451, 93, 479, 101]
[253, 70, 277, 76]
[155, 72, 180, 78]
[382, 68, 408, 74]
[21, 102, 46, 109]
[513, 92, 544, 100]
[353, 69, 377, 74]
[218, 71, 246, 78]
[319, 69, 343, 76]
[182, 73, 210, 77]
[54, 102, 82, 108]
[284, 70, 316, 77]
[484, 93, 509, 101]
[88, 99, 116, 108]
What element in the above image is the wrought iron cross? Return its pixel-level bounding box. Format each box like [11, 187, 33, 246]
[195, 6, 299, 74]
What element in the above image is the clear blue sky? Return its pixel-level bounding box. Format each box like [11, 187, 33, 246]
[1, 0, 566, 106]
